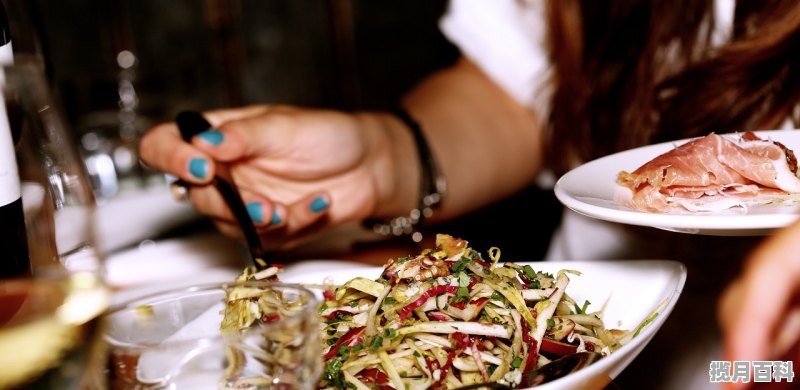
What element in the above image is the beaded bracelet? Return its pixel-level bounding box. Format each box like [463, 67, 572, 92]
[365, 107, 447, 242]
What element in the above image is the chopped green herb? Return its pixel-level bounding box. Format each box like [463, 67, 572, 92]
[370, 336, 384, 351]
[511, 357, 523, 369]
[450, 257, 471, 273]
[324, 356, 346, 389]
[546, 318, 555, 329]
[573, 299, 591, 315]
[332, 312, 351, 323]
[449, 285, 471, 305]
[522, 265, 537, 280]
[395, 256, 411, 265]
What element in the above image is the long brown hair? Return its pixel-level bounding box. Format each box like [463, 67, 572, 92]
[545, 0, 800, 176]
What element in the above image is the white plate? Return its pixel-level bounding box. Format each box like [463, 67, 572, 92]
[554, 129, 800, 235]
[280, 259, 687, 390]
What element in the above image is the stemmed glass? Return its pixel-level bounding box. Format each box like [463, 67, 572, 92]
[0, 56, 110, 388]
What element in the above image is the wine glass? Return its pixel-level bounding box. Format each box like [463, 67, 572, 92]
[0, 56, 110, 389]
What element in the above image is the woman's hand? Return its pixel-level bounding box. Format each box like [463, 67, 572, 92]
[139, 104, 418, 249]
[139, 58, 544, 250]
[718, 220, 800, 388]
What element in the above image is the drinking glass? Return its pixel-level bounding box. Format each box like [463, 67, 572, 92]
[103, 282, 322, 389]
[0, 56, 110, 388]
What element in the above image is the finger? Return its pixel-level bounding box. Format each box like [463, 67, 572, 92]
[279, 192, 332, 237]
[213, 193, 332, 253]
[139, 121, 214, 184]
[720, 222, 800, 363]
[721, 264, 777, 363]
[188, 184, 282, 229]
[203, 105, 272, 127]
[189, 110, 293, 164]
[247, 200, 286, 229]
[773, 306, 800, 359]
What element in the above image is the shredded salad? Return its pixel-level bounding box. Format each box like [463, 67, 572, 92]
[225, 234, 651, 389]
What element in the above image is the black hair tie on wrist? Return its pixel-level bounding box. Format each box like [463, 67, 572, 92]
[365, 106, 447, 242]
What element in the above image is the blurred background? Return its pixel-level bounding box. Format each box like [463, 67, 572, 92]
[10, 0, 457, 196]
[2, 0, 560, 261]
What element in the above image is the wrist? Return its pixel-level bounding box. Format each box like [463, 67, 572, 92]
[363, 108, 446, 241]
[360, 111, 421, 222]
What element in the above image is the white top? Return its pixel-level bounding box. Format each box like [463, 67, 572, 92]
[439, 0, 552, 112]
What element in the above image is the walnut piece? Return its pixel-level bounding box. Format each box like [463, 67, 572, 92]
[387, 254, 451, 282]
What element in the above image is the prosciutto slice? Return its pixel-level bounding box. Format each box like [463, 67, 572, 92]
[617, 132, 800, 212]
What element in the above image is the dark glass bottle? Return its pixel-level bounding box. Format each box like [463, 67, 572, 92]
[0, 0, 31, 278]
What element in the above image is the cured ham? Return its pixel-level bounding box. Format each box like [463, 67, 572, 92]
[617, 132, 800, 212]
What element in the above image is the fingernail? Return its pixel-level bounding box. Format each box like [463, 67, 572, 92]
[188, 158, 207, 179]
[309, 196, 328, 213]
[246, 202, 264, 224]
[196, 129, 224, 146]
[270, 208, 282, 225]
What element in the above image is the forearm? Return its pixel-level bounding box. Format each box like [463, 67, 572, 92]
[401, 57, 544, 221]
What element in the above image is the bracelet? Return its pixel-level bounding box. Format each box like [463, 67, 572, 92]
[365, 107, 447, 242]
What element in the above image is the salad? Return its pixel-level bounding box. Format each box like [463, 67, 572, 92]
[225, 234, 650, 389]
[316, 234, 638, 389]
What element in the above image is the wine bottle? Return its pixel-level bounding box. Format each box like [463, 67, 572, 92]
[0, 1, 30, 278]
[0, 2, 10, 65]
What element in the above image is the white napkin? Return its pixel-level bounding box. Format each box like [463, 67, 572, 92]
[106, 231, 242, 291]
[95, 186, 200, 253]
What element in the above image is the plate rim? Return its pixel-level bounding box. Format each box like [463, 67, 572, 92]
[554, 129, 800, 235]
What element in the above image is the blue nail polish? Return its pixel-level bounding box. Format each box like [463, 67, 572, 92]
[188, 158, 207, 179]
[246, 202, 264, 224]
[270, 208, 282, 225]
[196, 129, 224, 146]
[309, 196, 328, 213]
